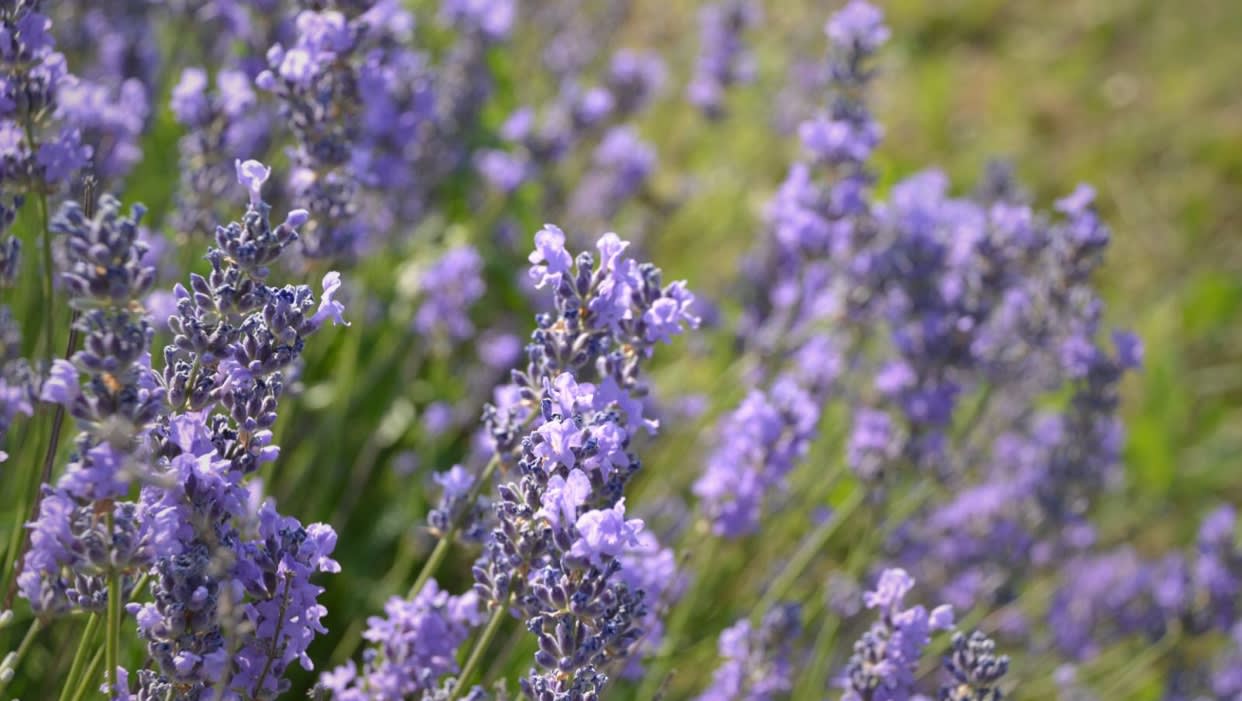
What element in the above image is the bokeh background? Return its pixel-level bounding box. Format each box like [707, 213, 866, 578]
[2, 0, 1240, 699]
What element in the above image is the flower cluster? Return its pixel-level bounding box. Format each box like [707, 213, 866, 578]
[319, 580, 480, 699]
[688, 0, 762, 118]
[14, 160, 347, 698]
[426, 464, 489, 545]
[940, 630, 1009, 701]
[169, 67, 270, 238]
[697, 604, 801, 701]
[475, 46, 665, 233]
[414, 245, 486, 344]
[256, 6, 374, 260]
[694, 378, 820, 538]
[0, 2, 91, 189]
[0, 1, 1227, 700]
[469, 227, 698, 698]
[841, 569, 955, 701]
[20, 194, 158, 612]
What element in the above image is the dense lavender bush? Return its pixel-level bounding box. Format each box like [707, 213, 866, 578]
[0, 1, 1227, 700]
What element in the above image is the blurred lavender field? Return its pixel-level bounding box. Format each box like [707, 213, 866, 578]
[0, 1, 1239, 700]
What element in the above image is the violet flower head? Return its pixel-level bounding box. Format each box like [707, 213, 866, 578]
[608, 49, 667, 116]
[312, 270, 350, 329]
[115, 162, 344, 697]
[414, 245, 485, 342]
[426, 461, 491, 546]
[528, 224, 574, 288]
[697, 604, 801, 701]
[0, 3, 93, 190]
[940, 630, 1010, 701]
[827, 0, 891, 52]
[568, 127, 657, 224]
[318, 580, 480, 700]
[841, 569, 954, 701]
[170, 67, 270, 238]
[570, 499, 645, 568]
[694, 379, 820, 538]
[236, 158, 272, 207]
[19, 193, 163, 619]
[537, 468, 592, 528]
[440, 0, 516, 42]
[226, 504, 340, 699]
[688, 0, 762, 118]
[170, 68, 210, 126]
[469, 227, 698, 699]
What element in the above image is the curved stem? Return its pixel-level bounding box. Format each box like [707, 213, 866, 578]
[65, 646, 104, 701]
[0, 426, 38, 609]
[449, 592, 512, 701]
[752, 485, 863, 622]
[56, 614, 100, 701]
[408, 455, 500, 599]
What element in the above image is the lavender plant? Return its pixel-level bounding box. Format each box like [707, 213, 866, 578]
[0, 1, 1228, 700]
[8, 161, 346, 699]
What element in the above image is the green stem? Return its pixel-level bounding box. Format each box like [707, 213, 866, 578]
[481, 624, 525, 687]
[66, 646, 104, 701]
[634, 530, 715, 701]
[0, 617, 42, 695]
[327, 618, 367, 670]
[106, 514, 121, 696]
[57, 614, 101, 701]
[408, 455, 501, 599]
[752, 486, 863, 622]
[1094, 625, 1182, 700]
[0, 444, 35, 608]
[792, 613, 842, 699]
[449, 593, 512, 701]
[36, 190, 52, 364]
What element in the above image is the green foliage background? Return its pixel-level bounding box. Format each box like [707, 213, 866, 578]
[2, 0, 1240, 699]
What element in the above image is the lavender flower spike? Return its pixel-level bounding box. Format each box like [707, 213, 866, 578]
[842, 569, 954, 701]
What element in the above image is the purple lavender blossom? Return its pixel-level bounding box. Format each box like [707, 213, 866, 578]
[841, 569, 954, 701]
[607, 49, 667, 116]
[568, 127, 657, 224]
[318, 580, 480, 699]
[0, 4, 92, 190]
[694, 379, 820, 538]
[827, 0, 892, 52]
[103, 163, 346, 698]
[697, 604, 801, 701]
[440, 0, 516, 42]
[468, 228, 698, 698]
[414, 245, 485, 343]
[939, 630, 1009, 701]
[688, 0, 762, 118]
[570, 499, 645, 568]
[170, 67, 269, 238]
